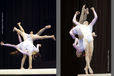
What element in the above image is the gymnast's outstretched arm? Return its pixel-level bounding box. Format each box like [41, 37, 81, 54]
[32, 44, 41, 56]
[17, 22, 25, 33]
[72, 11, 81, 25]
[36, 44, 41, 52]
[69, 28, 76, 39]
[89, 7, 98, 26]
[73, 38, 79, 50]
[37, 25, 51, 35]
[17, 33, 22, 42]
[0, 41, 17, 49]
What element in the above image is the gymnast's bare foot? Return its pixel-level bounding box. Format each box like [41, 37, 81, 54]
[28, 66, 32, 69]
[52, 35, 56, 40]
[39, 44, 42, 47]
[20, 67, 25, 69]
[89, 67, 93, 74]
[45, 25, 51, 29]
[13, 27, 16, 32]
[92, 32, 97, 37]
[84, 67, 88, 74]
[0, 41, 4, 45]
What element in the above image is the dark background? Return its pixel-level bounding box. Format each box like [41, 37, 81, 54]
[61, 0, 111, 76]
[0, 0, 56, 69]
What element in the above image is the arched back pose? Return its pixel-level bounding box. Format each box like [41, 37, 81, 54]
[70, 7, 98, 74]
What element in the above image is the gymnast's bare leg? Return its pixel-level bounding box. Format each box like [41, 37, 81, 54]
[28, 55, 32, 69]
[32, 34, 55, 41]
[84, 7, 98, 74]
[72, 7, 97, 74]
[20, 54, 27, 69]
[17, 22, 25, 33]
[37, 25, 51, 35]
[79, 4, 89, 24]
[88, 41, 94, 74]
[84, 41, 89, 74]
[13, 27, 27, 40]
[84, 40, 94, 74]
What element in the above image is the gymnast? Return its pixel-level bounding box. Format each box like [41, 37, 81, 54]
[13, 22, 55, 69]
[70, 7, 98, 74]
[69, 5, 96, 57]
[1, 22, 55, 69]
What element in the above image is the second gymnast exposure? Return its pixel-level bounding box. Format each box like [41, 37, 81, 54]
[0, 22, 55, 69]
[69, 5, 98, 74]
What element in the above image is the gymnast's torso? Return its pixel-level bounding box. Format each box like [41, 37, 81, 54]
[17, 34, 38, 55]
[73, 24, 93, 42]
[72, 24, 93, 50]
[80, 25, 93, 43]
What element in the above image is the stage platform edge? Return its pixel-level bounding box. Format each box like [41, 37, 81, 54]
[0, 68, 56, 75]
[78, 73, 111, 76]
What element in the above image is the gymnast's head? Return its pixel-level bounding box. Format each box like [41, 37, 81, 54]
[83, 21, 89, 25]
[30, 31, 33, 34]
[30, 31, 34, 36]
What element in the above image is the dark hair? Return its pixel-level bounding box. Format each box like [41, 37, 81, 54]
[10, 50, 19, 55]
[32, 53, 41, 60]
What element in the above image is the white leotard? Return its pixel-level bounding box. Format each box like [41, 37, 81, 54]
[72, 24, 93, 50]
[80, 25, 93, 43]
[17, 34, 40, 56]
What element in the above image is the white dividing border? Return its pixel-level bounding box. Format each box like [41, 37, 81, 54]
[0, 68, 56, 75]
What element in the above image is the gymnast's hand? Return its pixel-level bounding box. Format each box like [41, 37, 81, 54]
[91, 7, 95, 11]
[45, 25, 51, 29]
[39, 44, 42, 47]
[0, 41, 4, 45]
[75, 11, 80, 15]
[92, 32, 97, 37]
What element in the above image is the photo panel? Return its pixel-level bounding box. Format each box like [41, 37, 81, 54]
[0, 0, 56, 75]
[61, 0, 111, 76]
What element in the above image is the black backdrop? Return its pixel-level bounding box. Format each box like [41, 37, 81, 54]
[61, 0, 111, 76]
[0, 0, 56, 69]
